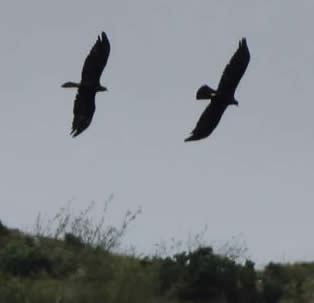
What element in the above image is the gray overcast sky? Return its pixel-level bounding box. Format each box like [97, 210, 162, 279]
[1, 0, 314, 265]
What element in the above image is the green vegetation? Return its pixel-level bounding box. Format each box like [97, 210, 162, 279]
[0, 205, 314, 303]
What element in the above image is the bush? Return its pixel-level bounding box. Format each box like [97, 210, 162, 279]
[159, 246, 260, 303]
[261, 263, 285, 303]
[64, 233, 84, 248]
[0, 220, 9, 236]
[0, 240, 52, 276]
[262, 279, 283, 303]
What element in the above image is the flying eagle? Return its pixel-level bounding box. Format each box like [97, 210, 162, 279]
[185, 38, 250, 142]
[62, 32, 111, 137]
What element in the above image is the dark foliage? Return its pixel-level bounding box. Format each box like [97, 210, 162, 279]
[262, 279, 283, 303]
[64, 233, 84, 248]
[159, 246, 260, 303]
[0, 240, 53, 276]
[0, 223, 312, 303]
[262, 263, 285, 303]
[0, 220, 9, 236]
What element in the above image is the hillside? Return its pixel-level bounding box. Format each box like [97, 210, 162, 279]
[0, 220, 314, 303]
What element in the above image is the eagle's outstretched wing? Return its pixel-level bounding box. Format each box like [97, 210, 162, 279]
[81, 32, 111, 85]
[217, 38, 250, 95]
[71, 87, 96, 137]
[185, 100, 228, 142]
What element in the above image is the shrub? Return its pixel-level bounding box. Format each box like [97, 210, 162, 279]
[0, 220, 9, 236]
[262, 279, 283, 303]
[159, 246, 260, 303]
[261, 263, 285, 303]
[64, 233, 84, 248]
[0, 240, 52, 276]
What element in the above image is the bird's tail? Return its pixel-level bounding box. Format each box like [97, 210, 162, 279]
[196, 85, 216, 100]
[61, 82, 80, 88]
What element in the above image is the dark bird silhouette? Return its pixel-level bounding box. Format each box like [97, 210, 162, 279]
[62, 32, 111, 137]
[185, 38, 250, 142]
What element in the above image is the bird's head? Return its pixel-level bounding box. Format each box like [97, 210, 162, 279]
[232, 99, 239, 106]
[98, 85, 108, 92]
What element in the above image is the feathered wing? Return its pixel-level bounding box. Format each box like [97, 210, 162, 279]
[71, 87, 96, 137]
[217, 38, 250, 95]
[185, 101, 228, 142]
[81, 32, 111, 84]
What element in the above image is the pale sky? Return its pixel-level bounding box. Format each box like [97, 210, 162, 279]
[1, 0, 314, 265]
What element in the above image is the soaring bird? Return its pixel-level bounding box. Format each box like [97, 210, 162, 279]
[185, 38, 250, 142]
[62, 32, 111, 137]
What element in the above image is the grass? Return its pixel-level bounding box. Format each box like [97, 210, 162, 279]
[0, 203, 314, 303]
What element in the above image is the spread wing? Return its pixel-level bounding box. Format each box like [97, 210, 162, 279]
[71, 87, 96, 137]
[217, 38, 250, 95]
[185, 101, 228, 142]
[81, 32, 111, 84]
